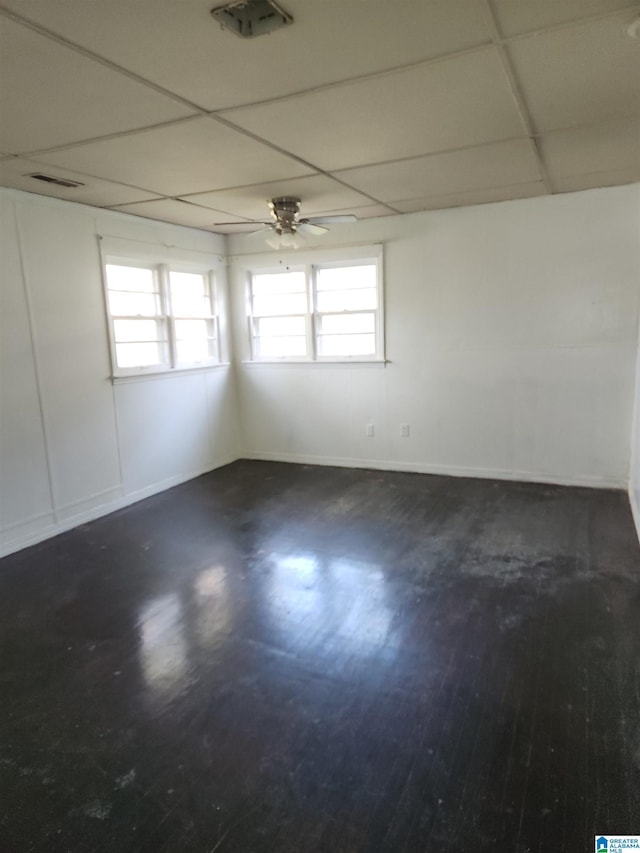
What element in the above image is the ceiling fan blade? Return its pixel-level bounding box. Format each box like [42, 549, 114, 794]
[211, 219, 270, 226]
[297, 221, 329, 236]
[306, 214, 358, 225]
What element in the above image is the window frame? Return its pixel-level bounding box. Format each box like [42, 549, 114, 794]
[167, 268, 219, 369]
[105, 259, 170, 372]
[247, 263, 311, 362]
[100, 237, 225, 379]
[245, 245, 384, 364]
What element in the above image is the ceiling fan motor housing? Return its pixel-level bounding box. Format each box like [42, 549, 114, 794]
[269, 196, 302, 233]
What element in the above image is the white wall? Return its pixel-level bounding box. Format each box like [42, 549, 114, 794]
[0, 189, 239, 557]
[2, 183, 638, 558]
[229, 184, 640, 490]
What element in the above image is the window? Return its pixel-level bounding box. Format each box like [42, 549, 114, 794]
[101, 238, 223, 377]
[251, 269, 309, 358]
[169, 271, 218, 365]
[106, 264, 168, 369]
[247, 247, 383, 362]
[315, 264, 378, 357]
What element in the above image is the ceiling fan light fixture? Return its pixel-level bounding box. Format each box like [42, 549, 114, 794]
[265, 230, 304, 250]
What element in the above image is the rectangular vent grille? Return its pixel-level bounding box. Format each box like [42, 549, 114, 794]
[28, 173, 84, 189]
[211, 0, 292, 38]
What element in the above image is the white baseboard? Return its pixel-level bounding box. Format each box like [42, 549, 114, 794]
[242, 450, 627, 490]
[0, 453, 238, 559]
[56, 485, 124, 522]
[3, 451, 632, 560]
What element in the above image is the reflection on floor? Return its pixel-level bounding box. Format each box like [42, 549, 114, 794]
[1, 460, 639, 852]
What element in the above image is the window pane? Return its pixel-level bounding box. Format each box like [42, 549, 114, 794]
[172, 296, 210, 318]
[255, 336, 306, 357]
[108, 290, 160, 316]
[114, 318, 163, 343]
[176, 339, 213, 363]
[316, 265, 376, 290]
[115, 341, 167, 368]
[174, 319, 212, 341]
[316, 287, 377, 312]
[253, 292, 307, 316]
[106, 264, 156, 293]
[256, 316, 305, 337]
[175, 318, 216, 363]
[317, 333, 376, 357]
[317, 313, 375, 334]
[170, 271, 211, 317]
[252, 271, 305, 296]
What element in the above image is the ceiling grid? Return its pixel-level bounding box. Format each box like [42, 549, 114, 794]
[482, 0, 552, 194]
[0, 0, 637, 230]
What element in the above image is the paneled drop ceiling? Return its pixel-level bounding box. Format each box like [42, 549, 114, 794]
[0, 0, 639, 233]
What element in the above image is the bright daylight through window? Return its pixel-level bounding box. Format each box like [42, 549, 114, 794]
[104, 261, 220, 376]
[248, 249, 383, 362]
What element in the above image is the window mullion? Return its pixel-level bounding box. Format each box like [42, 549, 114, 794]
[309, 265, 317, 362]
[160, 264, 176, 369]
[206, 271, 215, 318]
[212, 316, 220, 362]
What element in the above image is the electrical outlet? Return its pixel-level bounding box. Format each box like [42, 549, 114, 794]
[366, 423, 374, 437]
[400, 423, 410, 437]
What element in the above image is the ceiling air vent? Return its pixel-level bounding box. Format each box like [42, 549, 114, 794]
[211, 0, 292, 38]
[28, 173, 84, 189]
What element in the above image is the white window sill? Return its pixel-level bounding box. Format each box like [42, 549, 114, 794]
[241, 359, 389, 368]
[111, 363, 231, 383]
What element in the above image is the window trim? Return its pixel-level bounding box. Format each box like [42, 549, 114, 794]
[244, 244, 384, 364]
[167, 268, 220, 369]
[247, 262, 310, 363]
[99, 237, 225, 379]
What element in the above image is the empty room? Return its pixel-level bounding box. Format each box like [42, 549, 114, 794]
[1, 1, 639, 851]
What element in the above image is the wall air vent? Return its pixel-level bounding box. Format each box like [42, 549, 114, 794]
[28, 173, 84, 189]
[211, 0, 292, 38]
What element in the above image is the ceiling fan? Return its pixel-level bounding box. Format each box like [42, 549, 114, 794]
[213, 197, 357, 248]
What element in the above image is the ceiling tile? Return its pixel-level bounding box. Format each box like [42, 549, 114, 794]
[36, 117, 315, 197]
[221, 47, 528, 171]
[334, 140, 542, 202]
[392, 182, 548, 213]
[539, 117, 640, 180]
[3, 3, 636, 226]
[0, 158, 163, 206]
[507, 12, 640, 133]
[0, 1, 492, 111]
[211, 223, 260, 235]
[492, 0, 637, 38]
[0, 17, 193, 154]
[551, 166, 640, 193]
[109, 198, 228, 230]
[182, 175, 374, 220]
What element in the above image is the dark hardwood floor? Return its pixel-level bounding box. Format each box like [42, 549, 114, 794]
[1, 460, 639, 852]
